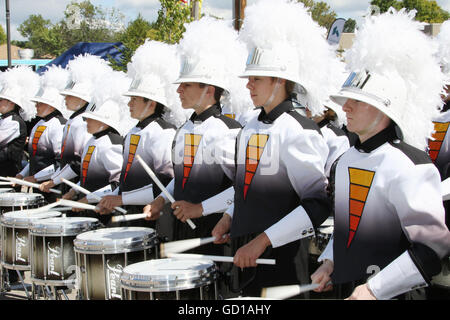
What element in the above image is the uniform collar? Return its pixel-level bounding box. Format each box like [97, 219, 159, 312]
[0, 109, 19, 119]
[93, 127, 119, 139]
[42, 110, 62, 122]
[69, 103, 89, 119]
[317, 118, 329, 129]
[189, 104, 222, 123]
[257, 99, 293, 124]
[354, 123, 402, 153]
[137, 113, 160, 129]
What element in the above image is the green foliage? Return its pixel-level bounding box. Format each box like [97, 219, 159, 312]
[343, 18, 357, 32]
[297, 0, 337, 30]
[0, 25, 6, 45]
[151, 0, 193, 44]
[370, 0, 449, 22]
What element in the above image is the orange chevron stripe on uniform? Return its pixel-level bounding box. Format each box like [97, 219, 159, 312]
[123, 134, 140, 182]
[243, 134, 269, 200]
[182, 134, 202, 189]
[347, 168, 375, 248]
[224, 113, 236, 119]
[81, 146, 96, 185]
[32, 126, 47, 156]
[60, 125, 71, 159]
[428, 122, 449, 162]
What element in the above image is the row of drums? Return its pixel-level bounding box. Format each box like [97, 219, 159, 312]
[0, 191, 219, 300]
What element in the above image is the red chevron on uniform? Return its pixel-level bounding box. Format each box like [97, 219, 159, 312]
[32, 126, 47, 156]
[243, 134, 269, 200]
[123, 135, 140, 182]
[428, 122, 449, 162]
[182, 134, 202, 189]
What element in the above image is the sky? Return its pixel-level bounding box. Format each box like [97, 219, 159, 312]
[1, 0, 449, 41]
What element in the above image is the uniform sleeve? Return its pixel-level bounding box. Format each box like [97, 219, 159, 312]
[86, 184, 114, 203]
[370, 162, 450, 299]
[34, 164, 57, 182]
[18, 163, 30, 177]
[264, 127, 331, 248]
[122, 185, 154, 205]
[0, 117, 20, 147]
[201, 186, 234, 216]
[51, 164, 78, 185]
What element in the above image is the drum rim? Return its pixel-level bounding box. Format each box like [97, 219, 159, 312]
[0, 211, 62, 228]
[30, 217, 100, 236]
[119, 258, 218, 292]
[73, 227, 157, 254]
[0, 193, 45, 206]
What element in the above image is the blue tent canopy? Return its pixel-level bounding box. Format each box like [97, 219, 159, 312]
[36, 42, 125, 74]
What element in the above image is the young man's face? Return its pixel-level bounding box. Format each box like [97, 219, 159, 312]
[35, 102, 55, 118]
[85, 118, 108, 134]
[65, 95, 87, 112]
[342, 98, 388, 140]
[0, 99, 15, 114]
[246, 76, 277, 107]
[176, 82, 207, 109]
[128, 96, 152, 120]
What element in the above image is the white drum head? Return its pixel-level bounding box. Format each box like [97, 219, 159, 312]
[1, 210, 62, 228]
[0, 193, 44, 206]
[30, 216, 100, 236]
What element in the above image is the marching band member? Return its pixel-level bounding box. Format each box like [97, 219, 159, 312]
[144, 17, 243, 256]
[96, 40, 186, 229]
[311, 8, 450, 300]
[62, 70, 135, 225]
[16, 66, 69, 202]
[211, 0, 339, 296]
[0, 66, 39, 182]
[39, 54, 111, 196]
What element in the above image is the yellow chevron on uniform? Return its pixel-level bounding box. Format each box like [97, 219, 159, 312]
[32, 126, 47, 156]
[429, 121, 449, 162]
[244, 134, 269, 199]
[124, 134, 141, 181]
[81, 146, 96, 185]
[183, 134, 202, 189]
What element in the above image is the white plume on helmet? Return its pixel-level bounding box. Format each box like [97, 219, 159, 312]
[31, 65, 71, 118]
[125, 40, 187, 127]
[331, 8, 445, 150]
[238, 0, 343, 116]
[175, 16, 248, 103]
[436, 20, 450, 85]
[0, 66, 40, 121]
[82, 70, 136, 136]
[60, 54, 112, 103]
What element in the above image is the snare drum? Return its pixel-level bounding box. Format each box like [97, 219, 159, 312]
[309, 217, 334, 256]
[0, 193, 45, 215]
[74, 227, 158, 300]
[29, 217, 100, 287]
[120, 258, 218, 300]
[0, 211, 61, 271]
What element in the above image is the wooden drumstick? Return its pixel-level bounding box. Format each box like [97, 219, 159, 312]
[165, 253, 276, 265]
[57, 199, 98, 211]
[6, 177, 62, 194]
[135, 155, 196, 230]
[160, 235, 228, 258]
[0, 182, 13, 186]
[111, 213, 147, 223]
[61, 178, 127, 214]
[260, 283, 320, 299]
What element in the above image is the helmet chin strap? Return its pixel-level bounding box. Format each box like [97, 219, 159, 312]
[138, 100, 152, 120]
[262, 78, 282, 109]
[360, 109, 385, 138]
[192, 86, 209, 111]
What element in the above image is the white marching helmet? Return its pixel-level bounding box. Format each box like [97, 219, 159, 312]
[0, 65, 40, 121]
[330, 8, 444, 150]
[31, 65, 70, 115]
[82, 70, 135, 136]
[60, 54, 113, 103]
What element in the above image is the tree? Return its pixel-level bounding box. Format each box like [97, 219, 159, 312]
[297, 0, 337, 30]
[343, 18, 357, 33]
[17, 14, 54, 57]
[151, 0, 193, 44]
[0, 25, 6, 45]
[370, 0, 449, 23]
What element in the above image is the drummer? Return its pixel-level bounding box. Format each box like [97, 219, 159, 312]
[210, 0, 338, 297]
[143, 17, 242, 257]
[311, 9, 450, 300]
[16, 66, 69, 203]
[0, 66, 40, 185]
[96, 41, 186, 229]
[61, 69, 132, 226]
[38, 54, 111, 196]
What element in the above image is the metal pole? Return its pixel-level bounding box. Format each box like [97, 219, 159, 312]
[233, 0, 246, 31]
[5, 0, 12, 68]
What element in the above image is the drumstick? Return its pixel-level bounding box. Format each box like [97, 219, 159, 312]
[57, 199, 98, 211]
[6, 177, 61, 194]
[260, 283, 320, 300]
[111, 213, 146, 223]
[135, 155, 196, 230]
[442, 177, 450, 201]
[160, 235, 228, 258]
[61, 178, 127, 214]
[0, 182, 13, 186]
[165, 253, 276, 265]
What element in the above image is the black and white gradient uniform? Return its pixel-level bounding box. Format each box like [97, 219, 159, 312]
[0, 108, 27, 178]
[107, 114, 176, 218]
[50, 104, 92, 191]
[229, 99, 330, 295]
[319, 124, 450, 300]
[19, 111, 66, 181]
[317, 118, 351, 177]
[160, 104, 241, 253]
